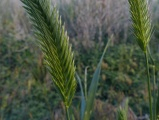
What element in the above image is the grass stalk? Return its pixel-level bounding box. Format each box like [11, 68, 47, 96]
[144, 51, 153, 120]
[152, 65, 156, 120]
[128, 0, 154, 119]
[84, 67, 89, 100]
[148, 46, 156, 120]
[66, 107, 70, 120]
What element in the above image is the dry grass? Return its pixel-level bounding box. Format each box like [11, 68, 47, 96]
[1, 0, 158, 46]
[57, 0, 159, 49]
[59, 0, 130, 49]
[0, 0, 31, 40]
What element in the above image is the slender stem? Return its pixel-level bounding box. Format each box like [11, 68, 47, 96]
[144, 51, 153, 120]
[84, 66, 89, 100]
[66, 106, 70, 120]
[152, 65, 156, 120]
[148, 46, 156, 120]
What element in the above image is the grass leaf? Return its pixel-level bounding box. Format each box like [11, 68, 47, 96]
[76, 73, 86, 120]
[83, 38, 111, 120]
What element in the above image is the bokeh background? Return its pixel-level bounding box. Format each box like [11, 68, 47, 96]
[1, 0, 159, 119]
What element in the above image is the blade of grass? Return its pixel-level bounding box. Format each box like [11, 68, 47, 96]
[76, 73, 86, 120]
[83, 37, 111, 120]
[84, 66, 89, 100]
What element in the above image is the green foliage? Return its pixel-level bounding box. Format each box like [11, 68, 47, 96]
[1, 36, 154, 119]
[99, 44, 149, 113]
[83, 38, 110, 120]
[0, 35, 61, 120]
[75, 38, 110, 120]
[74, 40, 154, 116]
[21, 0, 76, 110]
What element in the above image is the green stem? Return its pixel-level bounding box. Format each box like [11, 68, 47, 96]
[152, 65, 156, 120]
[84, 66, 89, 100]
[144, 51, 153, 120]
[148, 46, 156, 120]
[66, 106, 70, 120]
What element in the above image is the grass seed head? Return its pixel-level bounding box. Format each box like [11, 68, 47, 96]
[128, 0, 152, 52]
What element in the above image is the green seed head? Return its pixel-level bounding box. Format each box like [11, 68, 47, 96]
[21, 0, 76, 108]
[128, 0, 152, 52]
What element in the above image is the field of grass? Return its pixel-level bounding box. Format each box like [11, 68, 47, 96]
[1, 0, 159, 120]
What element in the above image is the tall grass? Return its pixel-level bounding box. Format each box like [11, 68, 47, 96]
[1, 0, 159, 119]
[128, 0, 159, 120]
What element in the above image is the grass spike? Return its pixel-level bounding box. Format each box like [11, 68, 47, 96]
[21, 0, 76, 116]
[128, 0, 152, 52]
[128, 0, 153, 120]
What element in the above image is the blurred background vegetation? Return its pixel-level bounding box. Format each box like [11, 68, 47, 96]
[1, 0, 159, 119]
